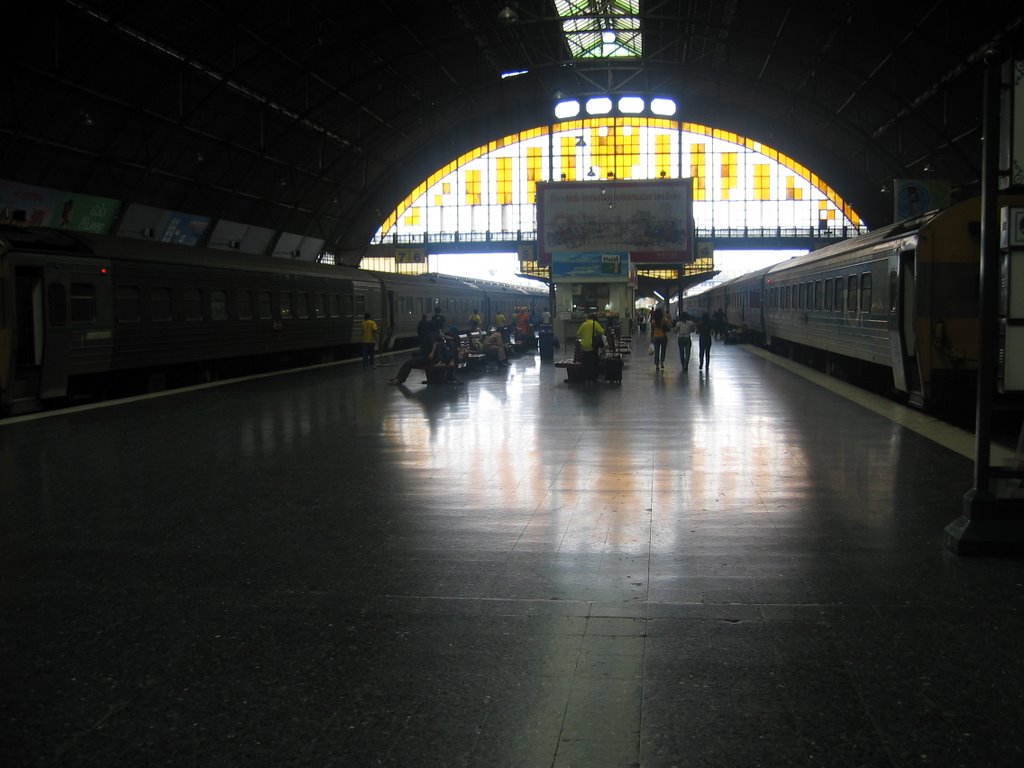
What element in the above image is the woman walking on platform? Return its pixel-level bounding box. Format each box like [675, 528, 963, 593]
[675, 311, 695, 372]
[650, 306, 670, 370]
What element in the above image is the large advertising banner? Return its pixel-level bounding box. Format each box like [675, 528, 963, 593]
[0, 179, 120, 233]
[537, 179, 693, 265]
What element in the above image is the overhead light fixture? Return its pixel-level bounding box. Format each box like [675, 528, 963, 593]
[922, 162, 934, 173]
[618, 96, 644, 114]
[585, 96, 613, 115]
[602, 29, 617, 44]
[650, 97, 677, 116]
[497, 6, 518, 24]
[554, 99, 580, 119]
[575, 135, 586, 147]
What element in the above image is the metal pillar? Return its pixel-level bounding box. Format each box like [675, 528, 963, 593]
[945, 49, 1024, 555]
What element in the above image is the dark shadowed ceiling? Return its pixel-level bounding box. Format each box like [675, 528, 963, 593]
[4, 1, 1023, 264]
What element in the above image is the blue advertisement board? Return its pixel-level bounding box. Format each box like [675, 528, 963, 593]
[551, 251, 629, 280]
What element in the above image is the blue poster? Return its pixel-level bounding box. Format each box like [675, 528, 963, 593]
[551, 251, 628, 279]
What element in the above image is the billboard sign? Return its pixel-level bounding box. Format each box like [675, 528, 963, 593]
[537, 179, 693, 265]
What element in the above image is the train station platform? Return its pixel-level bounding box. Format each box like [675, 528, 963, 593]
[3, 337, 1024, 767]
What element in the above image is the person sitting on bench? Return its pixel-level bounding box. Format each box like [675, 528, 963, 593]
[388, 334, 439, 385]
[482, 329, 509, 366]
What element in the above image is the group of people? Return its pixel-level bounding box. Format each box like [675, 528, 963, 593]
[370, 301, 717, 385]
[649, 307, 713, 373]
[387, 308, 466, 386]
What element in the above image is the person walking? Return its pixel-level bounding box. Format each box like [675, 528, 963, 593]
[360, 312, 378, 369]
[697, 311, 713, 372]
[650, 306, 670, 370]
[674, 311, 695, 372]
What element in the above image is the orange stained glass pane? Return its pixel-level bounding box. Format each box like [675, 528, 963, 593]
[656, 134, 672, 178]
[528, 145, 544, 181]
[465, 169, 481, 205]
[496, 157, 512, 205]
[754, 164, 771, 201]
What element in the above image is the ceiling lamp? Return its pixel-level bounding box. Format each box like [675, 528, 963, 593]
[497, 6, 518, 24]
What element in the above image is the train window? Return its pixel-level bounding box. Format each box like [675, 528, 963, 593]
[824, 279, 833, 310]
[211, 290, 228, 320]
[834, 279, 843, 312]
[258, 291, 272, 319]
[814, 281, 823, 310]
[48, 283, 68, 326]
[342, 294, 353, 317]
[354, 295, 365, 315]
[328, 293, 340, 317]
[297, 292, 309, 318]
[860, 273, 872, 312]
[889, 270, 898, 313]
[185, 288, 203, 320]
[279, 292, 292, 319]
[846, 276, 857, 312]
[151, 287, 172, 322]
[784, 285, 790, 309]
[313, 293, 325, 318]
[70, 282, 96, 323]
[115, 285, 141, 323]
[237, 290, 253, 320]
[798, 283, 806, 310]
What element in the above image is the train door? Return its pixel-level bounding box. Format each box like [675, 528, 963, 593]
[889, 249, 923, 403]
[11, 266, 72, 405]
[384, 288, 395, 350]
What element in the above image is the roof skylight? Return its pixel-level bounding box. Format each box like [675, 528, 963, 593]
[554, 0, 641, 59]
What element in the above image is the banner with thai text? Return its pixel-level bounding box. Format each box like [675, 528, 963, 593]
[537, 179, 693, 265]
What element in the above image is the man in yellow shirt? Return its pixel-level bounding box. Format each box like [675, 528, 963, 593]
[576, 312, 605, 382]
[361, 312, 378, 369]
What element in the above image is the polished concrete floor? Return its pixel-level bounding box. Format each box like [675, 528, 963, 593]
[3, 339, 1024, 767]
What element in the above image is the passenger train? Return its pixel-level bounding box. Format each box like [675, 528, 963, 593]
[681, 194, 1024, 412]
[0, 227, 548, 415]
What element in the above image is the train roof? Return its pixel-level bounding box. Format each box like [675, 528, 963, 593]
[763, 207, 946, 277]
[2, 226, 376, 281]
[1, 227, 548, 296]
